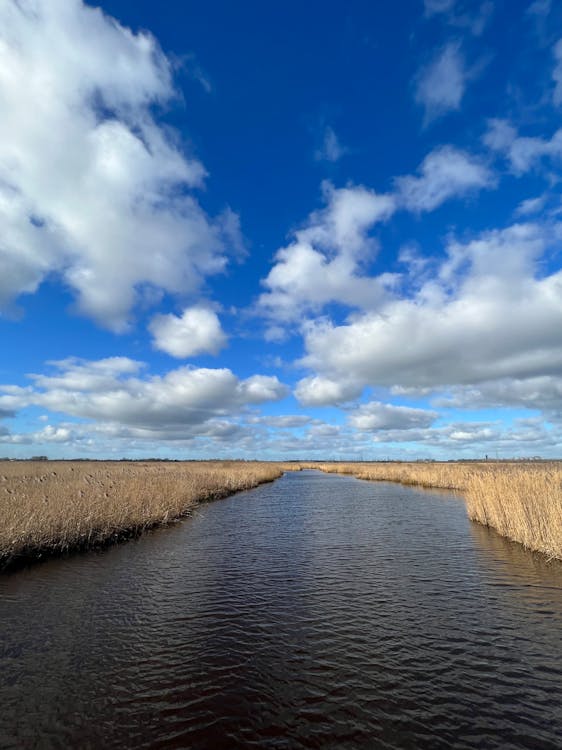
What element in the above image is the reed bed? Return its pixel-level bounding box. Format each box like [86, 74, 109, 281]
[302, 461, 562, 560]
[0, 460, 283, 569]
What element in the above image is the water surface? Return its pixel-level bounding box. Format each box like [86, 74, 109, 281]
[1, 470, 562, 749]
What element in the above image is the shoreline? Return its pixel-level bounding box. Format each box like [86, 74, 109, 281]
[2, 459, 561, 570]
[0, 461, 284, 572]
[302, 461, 562, 561]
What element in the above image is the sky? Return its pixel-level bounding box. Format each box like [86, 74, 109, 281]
[1, 0, 562, 460]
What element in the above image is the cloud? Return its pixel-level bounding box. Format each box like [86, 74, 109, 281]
[527, 0, 551, 16]
[484, 119, 562, 174]
[349, 401, 438, 431]
[435, 376, 562, 416]
[424, 0, 455, 14]
[300, 222, 562, 399]
[260, 145, 493, 329]
[259, 181, 396, 323]
[315, 126, 348, 163]
[423, 1, 494, 36]
[149, 306, 227, 358]
[414, 43, 467, 122]
[395, 145, 495, 212]
[514, 195, 547, 217]
[295, 375, 363, 406]
[0, 0, 240, 331]
[0, 357, 289, 440]
[260, 415, 312, 428]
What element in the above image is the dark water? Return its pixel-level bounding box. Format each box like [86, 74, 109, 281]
[1, 471, 562, 749]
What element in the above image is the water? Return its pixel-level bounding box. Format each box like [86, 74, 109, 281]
[1, 470, 562, 749]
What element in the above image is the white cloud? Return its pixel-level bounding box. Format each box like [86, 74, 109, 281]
[423, 1, 494, 35]
[484, 119, 562, 174]
[0, 0, 240, 331]
[0, 357, 289, 439]
[315, 126, 347, 163]
[415, 43, 467, 122]
[260, 415, 311, 428]
[395, 145, 495, 212]
[300, 222, 562, 400]
[150, 306, 227, 358]
[514, 195, 546, 217]
[259, 181, 396, 323]
[260, 146, 493, 329]
[295, 376, 363, 406]
[435, 376, 562, 416]
[349, 401, 438, 431]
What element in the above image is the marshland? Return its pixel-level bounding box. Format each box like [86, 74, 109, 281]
[1, 465, 562, 749]
[1, 459, 560, 567]
[0, 460, 283, 569]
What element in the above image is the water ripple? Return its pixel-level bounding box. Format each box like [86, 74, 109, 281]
[1, 470, 562, 749]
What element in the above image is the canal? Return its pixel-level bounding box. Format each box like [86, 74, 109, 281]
[1, 470, 561, 749]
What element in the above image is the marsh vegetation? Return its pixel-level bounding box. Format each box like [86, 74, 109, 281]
[305, 461, 562, 560]
[0, 460, 282, 568]
[1, 459, 560, 567]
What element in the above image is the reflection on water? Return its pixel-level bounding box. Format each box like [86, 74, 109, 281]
[1, 470, 561, 749]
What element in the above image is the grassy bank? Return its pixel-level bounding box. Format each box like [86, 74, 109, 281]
[2, 459, 560, 567]
[303, 461, 562, 560]
[0, 460, 283, 569]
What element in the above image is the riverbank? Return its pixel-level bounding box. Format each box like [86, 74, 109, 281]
[2, 459, 560, 568]
[303, 461, 562, 560]
[0, 460, 283, 570]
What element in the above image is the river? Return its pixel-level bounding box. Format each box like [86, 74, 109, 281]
[1, 470, 561, 749]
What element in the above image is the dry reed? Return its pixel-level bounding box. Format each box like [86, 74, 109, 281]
[0, 460, 283, 568]
[2, 459, 560, 567]
[301, 461, 562, 560]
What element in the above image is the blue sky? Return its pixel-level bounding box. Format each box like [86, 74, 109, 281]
[1, 0, 562, 459]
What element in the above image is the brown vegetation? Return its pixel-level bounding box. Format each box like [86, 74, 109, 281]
[0, 460, 283, 568]
[1, 459, 560, 568]
[302, 461, 562, 560]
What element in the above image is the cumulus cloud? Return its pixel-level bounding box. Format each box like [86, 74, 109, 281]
[295, 375, 363, 406]
[0, 0, 239, 331]
[260, 145, 494, 329]
[259, 181, 396, 323]
[0, 357, 289, 440]
[300, 222, 562, 400]
[349, 402, 438, 431]
[0, 425, 75, 446]
[395, 145, 495, 212]
[149, 306, 227, 358]
[435, 376, 562, 416]
[315, 126, 348, 163]
[414, 43, 467, 122]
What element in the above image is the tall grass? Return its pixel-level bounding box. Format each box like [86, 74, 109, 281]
[2, 459, 560, 567]
[304, 461, 562, 560]
[0, 460, 283, 568]
[465, 465, 562, 560]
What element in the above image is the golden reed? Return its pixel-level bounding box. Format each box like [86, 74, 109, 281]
[1, 459, 560, 567]
[0, 460, 282, 568]
[302, 461, 562, 560]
